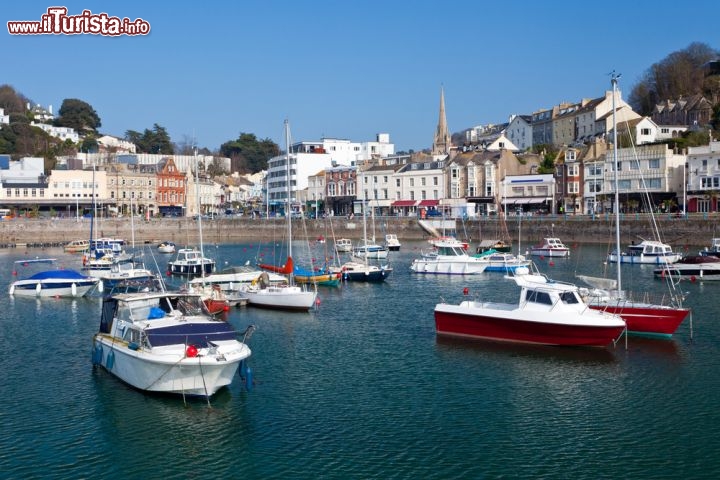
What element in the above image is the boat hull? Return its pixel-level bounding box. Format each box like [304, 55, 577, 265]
[530, 248, 569, 258]
[410, 259, 487, 275]
[588, 303, 689, 338]
[242, 286, 316, 311]
[653, 265, 720, 281]
[607, 253, 681, 264]
[434, 303, 625, 347]
[168, 262, 215, 276]
[9, 279, 97, 297]
[92, 335, 249, 396]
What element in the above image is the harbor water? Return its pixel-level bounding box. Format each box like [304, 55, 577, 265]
[1, 241, 718, 479]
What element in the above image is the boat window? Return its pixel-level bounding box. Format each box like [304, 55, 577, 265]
[560, 291, 580, 304]
[525, 290, 552, 305]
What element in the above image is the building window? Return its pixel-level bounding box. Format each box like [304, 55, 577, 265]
[649, 159, 660, 169]
[396, 179, 400, 187]
[410, 178, 415, 187]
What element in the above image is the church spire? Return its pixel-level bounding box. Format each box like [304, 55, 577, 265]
[432, 85, 451, 156]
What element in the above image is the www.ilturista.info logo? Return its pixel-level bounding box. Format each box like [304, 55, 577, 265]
[7, 7, 150, 36]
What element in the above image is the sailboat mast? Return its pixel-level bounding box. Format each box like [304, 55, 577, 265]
[195, 148, 207, 283]
[285, 119, 292, 259]
[611, 72, 622, 292]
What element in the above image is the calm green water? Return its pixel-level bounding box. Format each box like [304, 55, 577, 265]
[0, 242, 718, 479]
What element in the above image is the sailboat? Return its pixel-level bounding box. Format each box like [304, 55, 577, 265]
[242, 120, 318, 310]
[352, 197, 388, 259]
[341, 165, 393, 282]
[578, 73, 690, 338]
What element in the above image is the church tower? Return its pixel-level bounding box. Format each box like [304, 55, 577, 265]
[431, 86, 451, 157]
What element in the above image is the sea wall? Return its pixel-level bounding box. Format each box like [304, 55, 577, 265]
[1, 214, 718, 248]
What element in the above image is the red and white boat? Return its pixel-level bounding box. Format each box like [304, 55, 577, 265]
[577, 275, 689, 338]
[434, 273, 626, 347]
[577, 74, 690, 339]
[530, 237, 570, 257]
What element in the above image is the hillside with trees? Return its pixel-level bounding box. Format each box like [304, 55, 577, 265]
[628, 42, 720, 125]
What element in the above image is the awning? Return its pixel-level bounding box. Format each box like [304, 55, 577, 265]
[418, 200, 439, 207]
[391, 200, 417, 207]
[508, 198, 547, 205]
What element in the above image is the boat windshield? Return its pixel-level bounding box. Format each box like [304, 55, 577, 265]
[560, 291, 580, 304]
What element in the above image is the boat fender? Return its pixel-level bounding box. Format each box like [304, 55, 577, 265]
[106, 350, 115, 370]
[36, 282, 42, 296]
[9, 284, 14, 295]
[98, 280, 104, 293]
[71, 283, 77, 297]
[92, 344, 103, 365]
[128, 342, 139, 350]
[245, 366, 253, 391]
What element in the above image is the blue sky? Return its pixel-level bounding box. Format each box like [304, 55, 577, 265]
[3, 1, 718, 153]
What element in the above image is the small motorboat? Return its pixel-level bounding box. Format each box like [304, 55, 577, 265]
[653, 255, 720, 281]
[167, 248, 215, 276]
[92, 290, 255, 397]
[157, 241, 176, 254]
[384, 234, 401, 251]
[9, 258, 99, 298]
[434, 273, 626, 347]
[530, 237, 570, 257]
[64, 239, 90, 253]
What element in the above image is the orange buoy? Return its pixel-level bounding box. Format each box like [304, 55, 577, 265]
[463, 287, 469, 295]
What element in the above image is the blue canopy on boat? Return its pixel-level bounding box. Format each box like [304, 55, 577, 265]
[146, 322, 238, 348]
[27, 270, 91, 280]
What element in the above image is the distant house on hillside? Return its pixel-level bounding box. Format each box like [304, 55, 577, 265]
[652, 95, 714, 128]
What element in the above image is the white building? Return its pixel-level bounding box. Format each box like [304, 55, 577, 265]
[589, 144, 685, 214]
[291, 134, 394, 167]
[0, 107, 9, 126]
[98, 135, 137, 153]
[31, 122, 79, 143]
[501, 174, 555, 214]
[506, 115, 532, 151]
[393, 160, 445, 215]
[686, 140, 720, 213]
[48, 169, 107, 218]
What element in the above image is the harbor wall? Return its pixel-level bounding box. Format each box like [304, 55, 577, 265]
[0, 214, 718, 248]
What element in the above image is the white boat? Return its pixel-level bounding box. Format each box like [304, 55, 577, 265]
[168, 248, 216, 276]
[64, 239, 90, 253]
[92, 290, 254, 397]
[473, 251, 531, 273]
[93, 258, 157, 291]
[530, 237, 570, 257]
[188, 265, 286, 292]
[606, 239, 681, 264]
[653, 255, 720, 281]
[434, 272, 626, 347]
[384, 234, 401, 251]
[241, 120, 317, 311]
[157, 241, 176, 254]
[335, 238, 353, 253]
[410, 238, 487, 275]
[352, 241, 389, 260]
[9, 258, 99, 297]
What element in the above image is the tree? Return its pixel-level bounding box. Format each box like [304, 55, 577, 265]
[55, 98, 101, 133]
[220, 133, 280, 174]
[125, 123, 174, 154]
[0, 84, 29, 115]
[628, 42, 719, 115]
